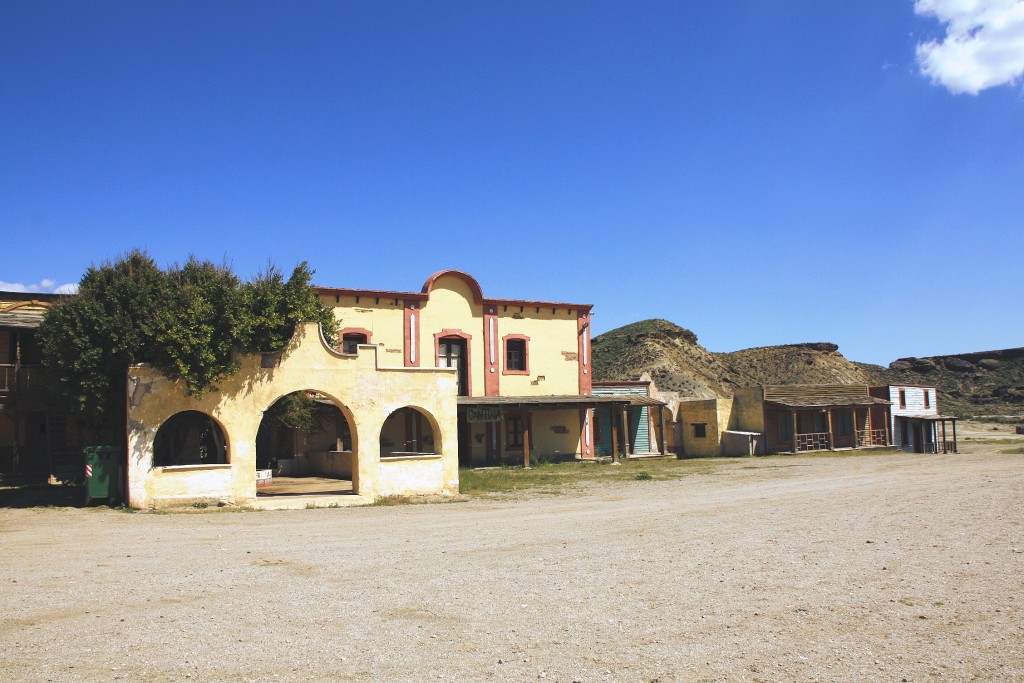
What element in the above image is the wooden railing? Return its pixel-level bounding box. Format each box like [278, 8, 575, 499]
[0, 365, 42, 394]
[941, 440, 957, 454]
[796, 432, 829, 451]
[856, 429, 888, 447]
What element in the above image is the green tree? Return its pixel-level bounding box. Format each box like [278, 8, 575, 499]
[38, 250, 165, 433]
[37, 251, 339, 438]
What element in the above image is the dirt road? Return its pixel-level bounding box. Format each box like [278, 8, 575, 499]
[2, 436, 1023, 682]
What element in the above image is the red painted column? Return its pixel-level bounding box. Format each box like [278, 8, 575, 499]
[577, 309, 592, 395]
[483, 304, 499, 396]
[404, 301, 420, 367]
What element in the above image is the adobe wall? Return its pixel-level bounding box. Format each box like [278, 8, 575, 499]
[126, 322, 458, 509]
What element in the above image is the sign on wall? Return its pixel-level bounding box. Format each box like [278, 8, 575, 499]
[467, 407, 504, 423]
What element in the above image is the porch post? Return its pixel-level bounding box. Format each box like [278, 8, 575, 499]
[622, 407, 632, 457]
[884, 408, 891, 447]
[791, 410, 798, 454]
[659, 407, 667, 455]
[522, 411, 531, 468]
[941, 419, 947, 454]
[951, 420, 958, 454]
[610, 405, 620, 464]
[826, 409, 835, 451]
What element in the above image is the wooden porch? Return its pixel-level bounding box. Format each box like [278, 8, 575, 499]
[762, 385, 893, 455]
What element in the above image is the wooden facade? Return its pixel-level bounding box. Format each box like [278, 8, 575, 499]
[737, 385, 893, 455]
[869, 385, 958, 454]
[0, 292, 85, 481]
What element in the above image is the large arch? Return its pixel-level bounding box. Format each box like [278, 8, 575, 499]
[256, 389, 360, 495]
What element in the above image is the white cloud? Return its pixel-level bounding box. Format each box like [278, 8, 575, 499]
[0, 279, 79, 295]
[915, 0, 1024, 94]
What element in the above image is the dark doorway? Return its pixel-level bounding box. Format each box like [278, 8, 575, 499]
[457, 415, 473, 468]
[438, 337, 468, 396]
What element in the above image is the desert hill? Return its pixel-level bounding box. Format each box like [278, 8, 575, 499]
[591, 319, 1024, 417]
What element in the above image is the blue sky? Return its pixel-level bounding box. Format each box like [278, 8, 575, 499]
[2, 1, 1022, 365]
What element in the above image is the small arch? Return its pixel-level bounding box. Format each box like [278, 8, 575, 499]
[153, 410, 229, 467]
[380, 406, 442, 457]
[420, 269, 484, 303]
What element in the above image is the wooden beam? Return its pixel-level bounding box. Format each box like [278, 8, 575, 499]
[622, 407, 632, 456]
[522, 412, 531, 468]
[791, 410, 798, 454]
[611, 406, 620, 464]
[659, 408, 667, 455]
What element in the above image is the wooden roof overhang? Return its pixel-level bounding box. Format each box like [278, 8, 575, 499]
[457, 395, 665, 409]
[902, 414, 958, 422]
[0, 310, 47, 329]
[765, 396, 891, 410]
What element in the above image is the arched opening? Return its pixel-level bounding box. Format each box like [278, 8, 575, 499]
[153, 411, 228, 467]
[255, 391, 357, 496]
[380, 406, 439, 457]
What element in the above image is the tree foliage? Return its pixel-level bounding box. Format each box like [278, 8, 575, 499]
[38, 250, 339, 433]
[263, 391, 335, 433]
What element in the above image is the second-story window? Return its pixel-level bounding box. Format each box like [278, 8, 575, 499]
[342, 333, 367, 354]
[923, 390, 930, 409]
[899, 389, 907, 409]
[507, 339, 526, 371]
[502, 334, 530, 375]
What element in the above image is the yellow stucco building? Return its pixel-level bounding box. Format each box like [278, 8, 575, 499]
[121, 269, 654, 507]
[317, 270, 629, 467]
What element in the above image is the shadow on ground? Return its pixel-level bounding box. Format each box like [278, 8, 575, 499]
[0, 481, 85, 508]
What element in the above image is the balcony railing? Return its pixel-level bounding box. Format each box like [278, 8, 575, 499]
[856, 429, 888, 448]
[0, 364, 43, 395]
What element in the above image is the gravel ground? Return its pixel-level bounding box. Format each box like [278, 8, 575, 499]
[2, 427, 1023, 682]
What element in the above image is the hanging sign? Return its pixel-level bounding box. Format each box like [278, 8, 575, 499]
[467, 407, 504, 423]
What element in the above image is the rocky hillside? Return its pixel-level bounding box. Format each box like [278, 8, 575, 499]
[591, 319, 1024, 418]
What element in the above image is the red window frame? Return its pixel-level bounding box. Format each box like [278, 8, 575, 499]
[502, 334, 530, 376]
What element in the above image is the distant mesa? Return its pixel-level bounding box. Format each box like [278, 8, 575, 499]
[593, 318, 1024, 418]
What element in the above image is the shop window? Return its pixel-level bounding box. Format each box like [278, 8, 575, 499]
[692, 423, 707, 439]
[506, 416, 524, 449]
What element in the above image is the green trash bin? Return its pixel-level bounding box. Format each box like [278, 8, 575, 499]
[84, 446, 119, 505]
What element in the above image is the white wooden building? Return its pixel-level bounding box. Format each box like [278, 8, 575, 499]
[869, 385, 958, 454]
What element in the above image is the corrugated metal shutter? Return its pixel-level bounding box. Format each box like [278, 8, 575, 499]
[631, 406, 649, 452]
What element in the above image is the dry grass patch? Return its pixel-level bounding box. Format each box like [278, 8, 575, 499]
[460, 457, 738, 496]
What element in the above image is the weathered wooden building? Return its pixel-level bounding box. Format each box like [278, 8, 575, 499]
[0, 292, 84, 481]
[869, 385, 957, 454]
[731, 384, 892, 455]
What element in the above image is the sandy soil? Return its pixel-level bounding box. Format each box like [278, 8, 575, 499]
[2, 429, 1023, 682]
